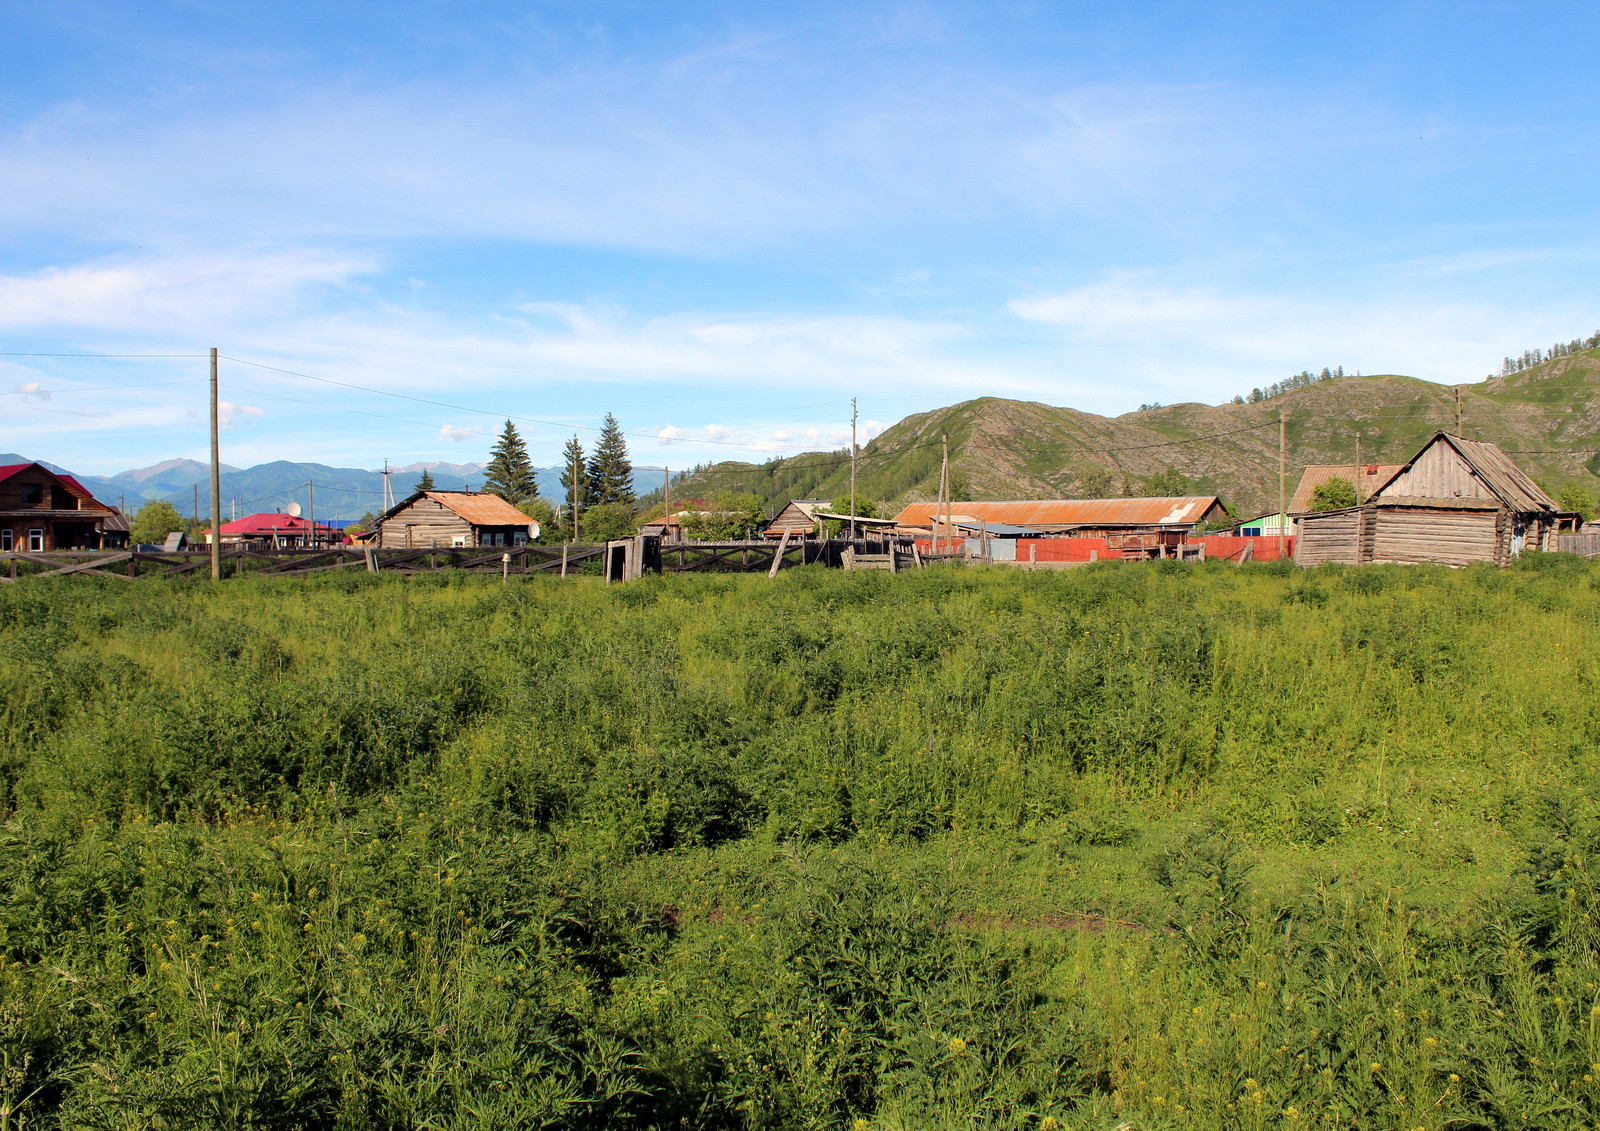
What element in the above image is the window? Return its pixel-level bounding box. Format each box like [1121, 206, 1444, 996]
[19, 483, 41, 506]
[27, 528, 44, 552]
[0, 529, 10, 551]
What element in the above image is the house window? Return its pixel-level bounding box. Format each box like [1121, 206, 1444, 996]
[27, 528, 44, 552]
[19, 483, 42, 506]
[0, 529, 10, 551]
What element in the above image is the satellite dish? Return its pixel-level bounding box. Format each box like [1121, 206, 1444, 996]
[527, 521, 542, 540]
[287, 501, 302, 518]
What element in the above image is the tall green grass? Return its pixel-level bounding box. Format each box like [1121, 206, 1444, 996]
[4, 558, 1600, 1127]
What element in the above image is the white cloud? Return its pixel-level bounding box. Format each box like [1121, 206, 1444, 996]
[440, 425, 480, 443]
[15, 381, 49, 400]
[217, 401, 264, 429]
[1010, 274, 1590, 393]
[0, 249, 369, 333]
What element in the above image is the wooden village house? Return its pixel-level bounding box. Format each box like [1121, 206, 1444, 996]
[0, 461, 120, 551]
[374, 490, 536, 549]
[1295, 432, 1580, 567]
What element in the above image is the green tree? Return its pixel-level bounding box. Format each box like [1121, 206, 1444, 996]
[1077, 467, 1116, 498]
[1143, 467, 1191, 497]
[560, 434, 587, 538]
[680, 492, 767, 540]
[1558, 482, 1595, 523]
[414, 468, 436, 492]
[131, 499, 186, 545]
[581, 502, 641, 543]
[483, 421, 538, 508]
[1310, 477, 1358, 512]
[522, 497, 557, 542]
[586, 414, 635, 506]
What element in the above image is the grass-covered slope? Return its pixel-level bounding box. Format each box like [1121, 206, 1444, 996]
[675, 350, 1600, 516]
[7, 561, 1600, 1126]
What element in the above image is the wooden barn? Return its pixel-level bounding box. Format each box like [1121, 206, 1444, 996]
[0, 461, 120, 551]
[1295, 432, 1580, 567]
[375, 490, 536, 549]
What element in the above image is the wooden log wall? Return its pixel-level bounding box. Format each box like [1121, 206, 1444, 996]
[1369, 508, 1499, 566]
[1294, 509, 1363, 566]
[378, 498, 474, 548]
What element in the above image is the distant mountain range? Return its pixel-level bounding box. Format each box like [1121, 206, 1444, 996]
[0, 453, 668, 520]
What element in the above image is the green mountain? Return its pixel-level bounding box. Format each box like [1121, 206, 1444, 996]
[671, 350, 1600, 519]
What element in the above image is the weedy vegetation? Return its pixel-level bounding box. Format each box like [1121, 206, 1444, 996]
[5, 558, 1600, 1128]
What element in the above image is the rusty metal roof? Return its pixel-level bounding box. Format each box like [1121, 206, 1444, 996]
[891, 497, 1223, 528]
[417, 491, 533, 525]
[1289, 464, 1405, 514]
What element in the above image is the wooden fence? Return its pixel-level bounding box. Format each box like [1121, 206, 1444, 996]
[0, 544, 608, 581]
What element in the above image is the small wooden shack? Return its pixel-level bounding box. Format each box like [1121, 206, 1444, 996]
[1295, 432, 1580, 567]
[375, 490, 535, 549]
[763, 499, 830, 538]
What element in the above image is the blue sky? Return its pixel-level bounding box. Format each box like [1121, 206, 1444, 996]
[3, 0, 1599, 476]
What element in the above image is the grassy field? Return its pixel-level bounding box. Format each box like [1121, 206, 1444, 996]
[4, 559, 1600, 1128]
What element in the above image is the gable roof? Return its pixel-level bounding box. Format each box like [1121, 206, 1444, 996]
[1372, 432, 1562, 514]
[0, 461, 113, 512]
[1289, 464, 1406, 515]
[891, 497, 1225, 529]
[380, 490, 534, 526]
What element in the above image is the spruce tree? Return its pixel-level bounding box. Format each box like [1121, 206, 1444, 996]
[560, 434, 587, 523]
[483, 420, 538, 507]
[586, 413, 635, 506]
[414, 468, 436, 492]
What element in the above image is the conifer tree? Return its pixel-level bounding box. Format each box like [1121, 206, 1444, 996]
[586, 413, 635, 506]
[560, 434, 587, 525]
[483, 420, 538, 507]
[414, 468, 436, 492]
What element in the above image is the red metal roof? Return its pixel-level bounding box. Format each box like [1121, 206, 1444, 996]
[216, 513, 316, 535]
[891, 497, 1225, 528]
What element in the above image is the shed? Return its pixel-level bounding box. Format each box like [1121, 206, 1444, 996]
[1295, 432, 1579, 567]
[0, 462, 119, 551]
[375, 490, 535, 549]
[764, 499, 830, 538]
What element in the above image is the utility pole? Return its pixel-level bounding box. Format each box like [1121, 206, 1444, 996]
[1278, 412, 1287, 562]
[381, 459, 394, 512]
[1455, 387, 1464, 435]
[849, 397, 858, 541]
[663, 468, 671, 541]
[193, 483, 199, 530]
[307, 480, 315, 548]
[936, 433, 950, 556]
[209, 348, 221, 579]
[1355, 435, 1363, 504]
[572, 439, 581, 543]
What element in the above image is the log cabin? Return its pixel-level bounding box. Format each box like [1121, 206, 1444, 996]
[1295, 432, 1580, 567]
[375, 490, 536, 549]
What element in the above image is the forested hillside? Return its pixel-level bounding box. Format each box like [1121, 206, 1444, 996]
[673, 349, 1600, 517]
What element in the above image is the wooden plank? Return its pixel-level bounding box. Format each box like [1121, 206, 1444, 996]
[767, 529, 791, 578]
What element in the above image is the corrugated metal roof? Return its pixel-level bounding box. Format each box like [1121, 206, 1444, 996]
[892, 497, 1223, 528]
[423, 491, 534, 525]
[1289, 464, 1405, 514]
